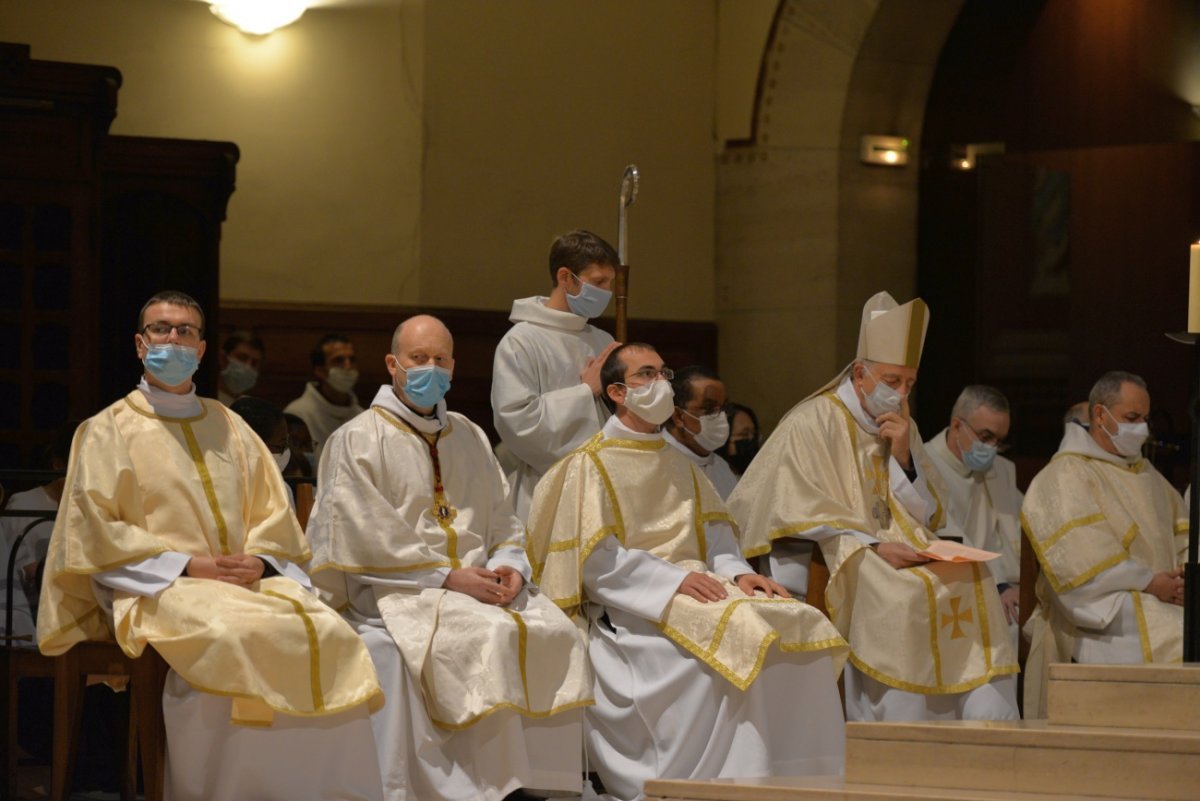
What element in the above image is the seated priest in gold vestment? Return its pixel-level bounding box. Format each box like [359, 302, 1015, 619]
[1022, 371, 1186, 717]
[307, 315, 592, 801]
[728, 292, 1019, 723]
[38, 291, 385, 801]
[529, 342, 848, 801]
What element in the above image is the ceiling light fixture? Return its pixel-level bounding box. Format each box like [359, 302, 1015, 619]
[210, 0, 309, 36]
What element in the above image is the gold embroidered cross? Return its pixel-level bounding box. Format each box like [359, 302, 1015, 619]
[867, 453, 891, 528]
[940, 596, 974, 640]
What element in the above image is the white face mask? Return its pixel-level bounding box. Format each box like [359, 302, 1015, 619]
[272, 448, 291, 472]
[1100, 406, 1149, 458]
[860, 364, 905, 418]
[680, 408, 730, 453]
[620, 379, 675, 426]
[326, 367, 359, 394]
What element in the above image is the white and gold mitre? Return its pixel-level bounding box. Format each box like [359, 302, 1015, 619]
[855, 291, 929, 368]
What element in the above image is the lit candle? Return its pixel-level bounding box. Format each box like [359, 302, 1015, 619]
[1192, 243, 1200, 333]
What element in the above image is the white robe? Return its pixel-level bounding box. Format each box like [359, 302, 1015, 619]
[1, 486, 57, 644]
[309, 387, 586, 801]
[662, 429, 740, 500]
[491, 296, 613, 521]
[924, 429, 1023, 649]
[583, 417, 845, 801]
[81, 381, 383, 801]
[284, 380, 364, 464]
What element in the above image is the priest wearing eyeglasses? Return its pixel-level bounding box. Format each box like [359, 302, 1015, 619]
[528, 342, 848, 800]
[38, 290, 385, 801]
[923, 385, 1023, 648]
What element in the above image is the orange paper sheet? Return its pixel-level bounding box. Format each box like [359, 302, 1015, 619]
[916, 540, 1000, 563]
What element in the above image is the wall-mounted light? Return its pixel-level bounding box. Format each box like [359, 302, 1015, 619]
[210, 0, 309, 36]
[860, 135, 909, 167]
[949, 141, 1006, 171]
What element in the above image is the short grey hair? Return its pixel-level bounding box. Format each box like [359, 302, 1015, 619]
[950, 385, 1009, 421]
[1088, 371, 1147, 410]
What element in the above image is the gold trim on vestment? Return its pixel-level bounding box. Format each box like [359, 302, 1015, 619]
[180, 421, 232, 555]
[502, 607, 531, 707]
[846, 651, 1019, 695]
[1041, 512, 1107, 550]
[1050, 451, 1147, 474]
[175, 675, 384, 719]
[61, 547, 170, 576]
[691, 470, 708, 563]
[971, 561, 994, 672]
[1132, 592, 1154, 663]
[1021, 511, 1129, 593]
[489, 538, 523, 553]
[750, 519, 865, 559]
[1122, 524, 1139, 549]
[262, 589, 325, 712]
[913, 567, 944, 687]
[888, 496, 927, 549]
[37, 606, 106, 649]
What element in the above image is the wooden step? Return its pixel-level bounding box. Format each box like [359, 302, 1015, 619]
[644, 775, 1123, 801]
[1048, 662, 1200, 731]
[844, 719, 1200, 800]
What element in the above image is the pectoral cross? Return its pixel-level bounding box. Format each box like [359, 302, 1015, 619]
[940, 596, 974, 640]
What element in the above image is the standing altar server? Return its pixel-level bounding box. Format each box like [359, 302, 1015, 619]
[492, 230, 622, 521]
[308, 315, 592, 801]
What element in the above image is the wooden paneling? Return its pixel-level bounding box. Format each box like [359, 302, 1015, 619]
[219, 301, 719, 443]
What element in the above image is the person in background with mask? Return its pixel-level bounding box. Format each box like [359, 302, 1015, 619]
[924, 385, 1023, 648]
[491, 229, 622, 522]
[216, 330, 265, 405]
[728, 292, 1018, 723]
[37, 290, 385, 801]
[528, 342, 847, 800]
[1022, 371, 1185, 718]
[723, 402, 760, 476]
[308, 315, 591, 801]
[285, 333, 362, 465]
[663, 365, 739, 499]
[231, 397, 296, 508]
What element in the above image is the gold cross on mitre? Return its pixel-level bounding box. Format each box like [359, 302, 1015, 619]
[940, 595, 974, 640]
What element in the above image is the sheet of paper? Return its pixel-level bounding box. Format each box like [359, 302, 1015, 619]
[917, 539, 1000, 563]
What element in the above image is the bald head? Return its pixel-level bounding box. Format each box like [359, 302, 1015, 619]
[392, 314, 454, 356]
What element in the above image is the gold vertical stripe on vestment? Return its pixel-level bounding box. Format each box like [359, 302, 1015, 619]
[691, 469, 708, 563]
[263, 589, 326, 712]
[502, 607, 531, 707]
[181, 421, 231, 555]
[914, 567, 944, 687]
[970, 562, 994, 671]
[1131, 592, 1154, 663]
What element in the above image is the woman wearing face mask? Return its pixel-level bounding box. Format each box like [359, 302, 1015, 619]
[1021, 370, 1186, 718]
[723, 403, 760, 476]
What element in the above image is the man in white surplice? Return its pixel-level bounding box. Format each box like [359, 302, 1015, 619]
[38, 291, 384, 801]
[662, 365, 739, 500]
[529, 343, 847, 801]
[491, 229, 622, 521]
[308, 315, 592, 801]
[924, 385, 1023, 648]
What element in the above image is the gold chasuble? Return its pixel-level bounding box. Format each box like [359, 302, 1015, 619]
[1022, 425, 1187, 668]
[38, 392, 382, 722]
[309, 404, 592, 730]
[528, 432, 847, 690]
[732, 390, 1018, 695]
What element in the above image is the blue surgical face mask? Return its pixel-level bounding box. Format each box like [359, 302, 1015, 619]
[401, 363, 452, 408]
[221, 358, 258, 396]
[565, 274, 613, 319]
[962, 440, 998, 472]
[143, 341, 200, 387]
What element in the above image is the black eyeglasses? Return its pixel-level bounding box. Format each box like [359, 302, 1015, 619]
[142, 322, 204, 340]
